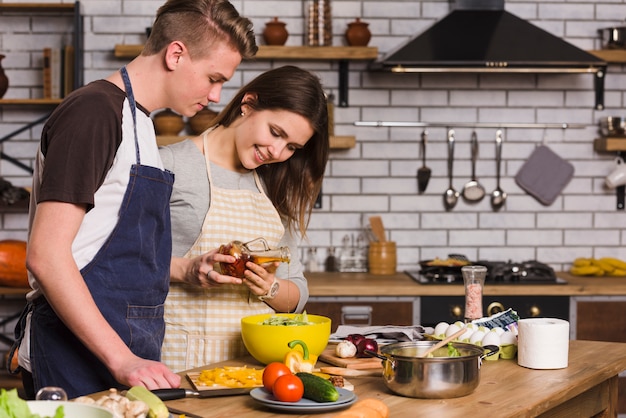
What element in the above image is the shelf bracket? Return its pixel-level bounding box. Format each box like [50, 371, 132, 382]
[0, 113, 49, 174]
[338, 60, 349, 107]
[617, 151, 625, 211]
[594, 68, 606, 111]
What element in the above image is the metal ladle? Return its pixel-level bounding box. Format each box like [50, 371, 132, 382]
[462, 131, 486, 202]
[491, 130, 507, 210]
[443, 129, 459, 210]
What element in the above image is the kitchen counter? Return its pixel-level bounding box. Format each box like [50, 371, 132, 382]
[306, 272, 626, 296]
[154, 339, 626, 418]
[3, 272, 626, 299]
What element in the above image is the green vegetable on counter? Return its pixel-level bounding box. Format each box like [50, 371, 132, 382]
[0, 388, 64, 418]
[295, 372, 340, 403]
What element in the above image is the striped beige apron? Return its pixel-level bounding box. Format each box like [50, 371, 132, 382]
[162, 132, 284, 372]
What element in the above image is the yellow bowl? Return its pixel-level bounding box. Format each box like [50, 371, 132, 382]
[241, 313, 331, 365]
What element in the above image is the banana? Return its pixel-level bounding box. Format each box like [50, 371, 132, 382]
[599, 257, 626, 271]
[590, 259, 614, 274]
[572, 258, 592, 267]
[569, 265, 603, 276]
[609, 268, 626, 277]
[126, 386, 168, 418]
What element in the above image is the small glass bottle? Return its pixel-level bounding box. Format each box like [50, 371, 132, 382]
[462, 265, 487, 322]
[325, 246, 338, 272]
[218, 237, 290, 279]
[305, 247, 320, 272]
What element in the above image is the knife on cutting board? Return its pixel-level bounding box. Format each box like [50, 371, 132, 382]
[151, 387, 252, 400]
[167, 405, 204, 418]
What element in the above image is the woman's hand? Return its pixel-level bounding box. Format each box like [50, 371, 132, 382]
[171, 249, 242, 287]
[242, 261, 280, 297]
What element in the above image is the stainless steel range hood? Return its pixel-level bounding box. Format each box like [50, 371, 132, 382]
[371, 0, 607, 109]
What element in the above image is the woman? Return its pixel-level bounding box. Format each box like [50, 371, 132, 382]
[159, 65, 329, 371]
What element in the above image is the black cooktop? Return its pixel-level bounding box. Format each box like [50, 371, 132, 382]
[406, 260, 567, 285]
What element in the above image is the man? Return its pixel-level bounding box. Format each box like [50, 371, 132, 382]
[9, 0, 257, 399]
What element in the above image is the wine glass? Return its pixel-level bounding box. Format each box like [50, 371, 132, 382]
[36, 386, 68, 401]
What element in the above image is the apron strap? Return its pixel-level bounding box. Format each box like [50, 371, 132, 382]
[120, 66, 141, 165]
[7, 301, 33, 375]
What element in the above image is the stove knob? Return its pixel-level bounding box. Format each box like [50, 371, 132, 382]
[529, 305, 541, 317]
[487, 301, 505, 316]
[451, 305, 463, 319]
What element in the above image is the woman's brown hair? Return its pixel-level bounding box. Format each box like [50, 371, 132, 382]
[143, 0, 257, 60]
[213, 66, 330, 237]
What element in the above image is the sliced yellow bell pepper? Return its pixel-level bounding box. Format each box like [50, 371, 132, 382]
[284, 339, 317, 373]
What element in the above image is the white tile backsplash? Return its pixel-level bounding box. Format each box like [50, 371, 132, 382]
[0, 0, 623, 275]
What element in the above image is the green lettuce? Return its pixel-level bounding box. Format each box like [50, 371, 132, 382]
[0, 388, 64, 418]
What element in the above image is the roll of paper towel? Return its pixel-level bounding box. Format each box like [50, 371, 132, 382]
[517, 318, 569, 369]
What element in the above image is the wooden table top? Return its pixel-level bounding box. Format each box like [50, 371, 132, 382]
[160, 339, 626, 418]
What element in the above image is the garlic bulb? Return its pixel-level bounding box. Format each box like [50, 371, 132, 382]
[335, 340, 357, 358]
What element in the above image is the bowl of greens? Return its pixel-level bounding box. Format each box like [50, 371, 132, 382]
[0, 389, 113, 418]
[241, 312, 331, 365]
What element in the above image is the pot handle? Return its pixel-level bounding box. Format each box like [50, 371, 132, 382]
[364, 349, 386, 360]
[481, 345, 499, 359]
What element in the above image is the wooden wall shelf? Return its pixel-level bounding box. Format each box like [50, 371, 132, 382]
[0, 3, 75, 12]
[114, 44, 379, 107]
[594, 137, 626, 152]
[588, 49, 626, 64]
[0, 99, 63, 106]
[157, 135, 356, 149]
[114, 44, 378, 60]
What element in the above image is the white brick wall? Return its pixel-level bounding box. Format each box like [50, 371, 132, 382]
[0, 0, 625, 275]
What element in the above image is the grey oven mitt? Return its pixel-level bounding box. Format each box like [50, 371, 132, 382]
[515, 145, 574, 206]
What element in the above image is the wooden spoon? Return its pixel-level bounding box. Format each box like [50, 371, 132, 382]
[369, 216, 386, 242]
[420, 327, 466, 358]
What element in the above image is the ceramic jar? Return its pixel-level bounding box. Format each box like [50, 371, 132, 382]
[368, 241, 396, 275]
[0, 55, 9, 99]
[152, 108, 184, 136]
[188, 107, 218, 135]
[345, 18, 371, 47]
[263, 17, 289, 46]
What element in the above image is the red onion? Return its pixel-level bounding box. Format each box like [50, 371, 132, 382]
[356, 338, 378, 357]
[346, 334, 366, 347]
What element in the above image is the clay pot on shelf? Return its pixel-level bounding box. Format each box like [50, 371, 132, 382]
[263, 17, 289, 46]
[345, 18, 371, 47]
[0, 55, 9, 99]
[188, 107, 219, 135]
[152, 108, 184, 136]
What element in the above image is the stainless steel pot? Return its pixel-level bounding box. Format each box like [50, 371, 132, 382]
[368, 341, 498, 399]
[600, 116, 626, 137]
[598, 27, 626, 49]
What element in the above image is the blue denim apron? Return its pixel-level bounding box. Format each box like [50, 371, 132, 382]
[19, 67, 174, 398]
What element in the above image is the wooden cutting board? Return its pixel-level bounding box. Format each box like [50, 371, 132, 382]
[318, 346, 383, 369]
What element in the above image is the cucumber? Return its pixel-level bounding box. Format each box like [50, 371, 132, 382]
[296, 372, 340, 403]
[126, 386, 169, 418]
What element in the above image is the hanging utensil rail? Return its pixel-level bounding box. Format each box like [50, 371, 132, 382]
[354, 121, 587, 129]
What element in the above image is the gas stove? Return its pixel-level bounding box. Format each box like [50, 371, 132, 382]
[406, 260, 567, 285]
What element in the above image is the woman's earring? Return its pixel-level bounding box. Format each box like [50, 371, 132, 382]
[241, 112, 245, 116]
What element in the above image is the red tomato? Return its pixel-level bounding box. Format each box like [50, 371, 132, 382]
[272, 374, 304, 402]
[262, 362, 292, 392]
